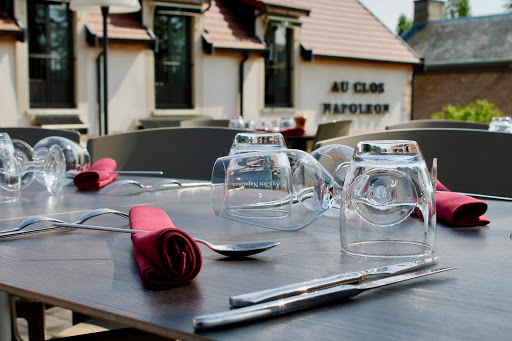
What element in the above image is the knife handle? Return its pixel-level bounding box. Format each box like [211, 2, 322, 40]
[195, 285, 362, 330]
[229, 272, 362, 308]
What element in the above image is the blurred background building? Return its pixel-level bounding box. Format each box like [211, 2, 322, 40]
[0, 0, 420, 137]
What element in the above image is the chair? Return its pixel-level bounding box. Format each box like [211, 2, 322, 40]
[314, 128, 512, 197]
[386, 119, 489, 130]
[87, 127, 249, 180]
[179, 118, 230, 127]
[0, 127, 81, 146]
[312, 120, 352, 146]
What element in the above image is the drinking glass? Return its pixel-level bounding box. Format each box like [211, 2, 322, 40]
[259, 119, 278, 132]
[279, 117, 295, 130]
[488, 116, 512, 133]
[229, 132, 287, 155]
[212, 149, 342, 230]
[339, 140, 436, 258]
[228, 116, 245, 129]
[212, 151, 293, 223]
[11, 136, 87, 194]
[311, 144, 354, 188]
[0, 134, 21, 202]
[311, 144, 355, 217]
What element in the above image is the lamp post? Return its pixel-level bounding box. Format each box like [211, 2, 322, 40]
[70, 0, 141, 135]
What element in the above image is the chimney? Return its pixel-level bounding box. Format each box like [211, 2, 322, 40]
[413, 0, 446, 25]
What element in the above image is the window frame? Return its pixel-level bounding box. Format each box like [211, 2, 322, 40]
[27, 0, 75, 109]
[264, 24, 293, 108]
[153, 11, 193, 110]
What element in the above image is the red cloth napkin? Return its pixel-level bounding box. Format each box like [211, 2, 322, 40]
[74, 158, 118, 190]
[436, 180, 490, 226]
[255, 127, 306, 137]
[279, 127, 306, 137]
[129, 206, 202, 286]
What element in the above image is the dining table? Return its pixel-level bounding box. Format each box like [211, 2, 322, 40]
[0, 176, 511, 340]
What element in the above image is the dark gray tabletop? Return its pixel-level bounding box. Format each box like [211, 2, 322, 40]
[0, 178, 511, 340]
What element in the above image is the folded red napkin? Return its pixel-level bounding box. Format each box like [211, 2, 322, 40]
[255, 127, 306, 137]
[436, 180, 490, 226]
[74, 158, 118, 190]
[129, 206, 202, 286]
[279, 127, 306, 137]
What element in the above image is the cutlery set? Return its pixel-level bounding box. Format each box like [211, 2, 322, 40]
[193, 258, 455, 330]
[0, 208, 279, 257]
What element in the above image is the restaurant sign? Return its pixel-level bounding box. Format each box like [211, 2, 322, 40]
[322, 81, 390, 115]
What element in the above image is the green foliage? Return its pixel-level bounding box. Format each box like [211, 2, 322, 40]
[431, 99, 504, 123]
[397, 14, 412, 35]
[447, 0, 471, 18]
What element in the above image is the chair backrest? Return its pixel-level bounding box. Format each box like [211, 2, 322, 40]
[386, 119, 489, 130]
[86, 127, 249, 180]
[313, 120, 352, 146]
[314, 128, 512, 197]
[180, 119, 230, 127]
[0, 127, 81, 146]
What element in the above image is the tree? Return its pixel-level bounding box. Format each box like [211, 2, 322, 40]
[447, 0, 471, 18]
[397, 14, 412, 35]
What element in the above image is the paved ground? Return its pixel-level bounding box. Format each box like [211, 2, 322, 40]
[16, 306, 114, 340]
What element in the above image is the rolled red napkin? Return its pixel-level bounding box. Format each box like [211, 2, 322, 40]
[129, 206, 202, 286]
[436, 180, 490, 226]
[74, 158, 118, 190]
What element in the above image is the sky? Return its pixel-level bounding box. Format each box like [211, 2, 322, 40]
[359, 0, 510, 33]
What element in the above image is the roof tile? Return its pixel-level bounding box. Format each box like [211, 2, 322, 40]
[297, 0, 420, 64]
[86, 13, 152, 41]
[203, 0, 266, 51]
[404, 13, 512, 66]
[0, 17, 22, 32]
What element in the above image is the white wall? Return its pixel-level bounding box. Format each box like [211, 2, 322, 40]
[0, 40, 28, 127]
[201, 53, 239, 118]
[297, 58, 413, 135]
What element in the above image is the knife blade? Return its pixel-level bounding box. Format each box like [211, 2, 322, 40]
[229, 256, 437, 308]
[193, 267, 455, 330]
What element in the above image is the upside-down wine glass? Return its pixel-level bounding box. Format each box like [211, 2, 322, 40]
[339, 140, 436, 258]
[212, 149, 343, 230]
[229, 132, 287, 155]
[0, 134, 21, 202]
[2, 133, 67, 195]
[12, 136, 89, 194]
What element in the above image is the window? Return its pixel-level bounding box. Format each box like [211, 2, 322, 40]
[0, 0, 13, 18]
[154, 13, 192, 109]
[264, 25, 292, 107]
[28, 1, 74, 108]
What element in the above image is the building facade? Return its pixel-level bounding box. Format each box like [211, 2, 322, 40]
[0, 0, 420, 137]
[403, 0, 512, 119]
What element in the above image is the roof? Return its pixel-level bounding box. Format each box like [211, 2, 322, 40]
[403, 13, 512, 67]
[0, 17, 24, 41]
[203, 0, 420, 64]
[86, 13, 153, 43]
[203, 0, 266, 51]
[298, 0, 420, 64]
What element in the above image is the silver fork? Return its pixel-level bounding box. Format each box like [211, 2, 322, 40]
[98, 179, 211, 195]
[0, 208, 129, 237]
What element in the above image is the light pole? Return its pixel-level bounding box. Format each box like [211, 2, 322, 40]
[70, 0, 141, 135]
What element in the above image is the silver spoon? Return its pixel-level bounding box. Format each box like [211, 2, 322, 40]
[1, 216, 280, 257]
[51, 222, 280, 257]
[98, 179, 211, 195]
[0, 208, 129, 235]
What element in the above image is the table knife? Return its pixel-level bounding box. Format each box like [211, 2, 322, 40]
[193, 267, 455, 330]
[229, 256, 437, 307]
